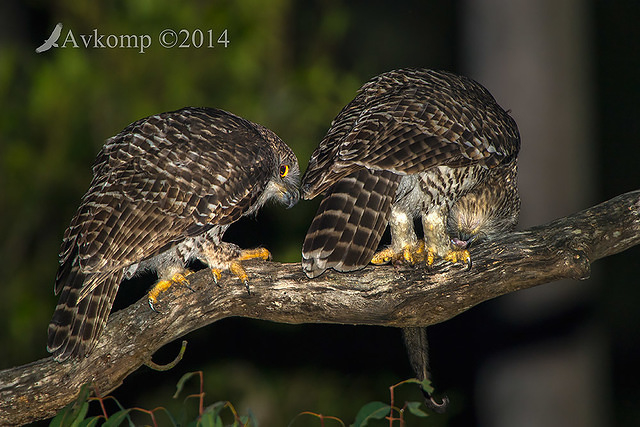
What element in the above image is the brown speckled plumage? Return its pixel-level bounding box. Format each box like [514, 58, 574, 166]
[48, 107, 299, 361]
[300, 69, 521, 408]
[301, 68, 520, 277]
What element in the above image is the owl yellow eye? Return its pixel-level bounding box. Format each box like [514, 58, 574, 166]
[279, 164, 289, 178]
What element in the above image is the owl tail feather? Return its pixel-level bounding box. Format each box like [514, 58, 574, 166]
[47, 267, 122, 362]
[301, 169, 399, 278]
[402, 327, 449, 413]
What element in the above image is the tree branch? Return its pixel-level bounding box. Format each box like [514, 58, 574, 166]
[1, 190, 639, 425]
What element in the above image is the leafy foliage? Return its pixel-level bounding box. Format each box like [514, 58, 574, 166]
[50, 374, 435, 427]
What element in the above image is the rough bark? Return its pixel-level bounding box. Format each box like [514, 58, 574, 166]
[1, 190, 639, 426]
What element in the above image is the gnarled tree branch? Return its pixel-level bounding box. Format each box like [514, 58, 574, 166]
[1, 190, 639, 425]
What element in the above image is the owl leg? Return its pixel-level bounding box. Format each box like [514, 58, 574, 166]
[423, 208, 471, 268]
[371, 206, 426, 265]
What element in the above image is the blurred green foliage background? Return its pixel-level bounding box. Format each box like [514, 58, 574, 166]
[1, 1, 639, 426]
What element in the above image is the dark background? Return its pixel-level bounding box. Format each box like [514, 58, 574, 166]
[0, 1, 638, 426]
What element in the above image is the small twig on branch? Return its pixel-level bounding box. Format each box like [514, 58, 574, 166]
[144, 340, 188, 371]
[1, 190, 639, 426]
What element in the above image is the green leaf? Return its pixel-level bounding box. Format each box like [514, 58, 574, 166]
[202, 401, 228, 418]
[73, 402, 90, 426]
[352, 402, 390, 427]
[49, 400, 89, 427]
[78, 416, 103, 427]
[420, 378, 435, 396]
[50, 383, 93, 427]
[173, 371, 201, 399]
[152, 407, 178, 426]
[103, 409, 134, 427]
[240, 410, 258, 427]
[49, 407, 69, 427]
[196, 411, 219, 427]
[406, 401, 429, 418]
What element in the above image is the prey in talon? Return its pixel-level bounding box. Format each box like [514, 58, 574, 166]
[47, 107, 299, 362]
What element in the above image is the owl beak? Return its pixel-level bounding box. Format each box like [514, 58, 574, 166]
[281, 186, 300, 209]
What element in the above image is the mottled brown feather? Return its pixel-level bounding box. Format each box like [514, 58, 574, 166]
[48, 107, 299, 361]
[301, 69, 519, 200]
[301, 68, 520, 277]
[302, 170, 399, 277]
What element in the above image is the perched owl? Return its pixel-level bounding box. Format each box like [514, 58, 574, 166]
[48, 107, 300, 362]
[300, 68, 520, 409]
[301, 68, 520, 275]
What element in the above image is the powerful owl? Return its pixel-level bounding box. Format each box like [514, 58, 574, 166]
[300, 68, 520, 407]
[301, 68, 520, 275]
[48, 107, 300, 361]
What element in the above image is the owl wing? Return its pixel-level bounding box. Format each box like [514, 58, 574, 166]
[302, 72, 518, 199]
[58, 108, 273, 296]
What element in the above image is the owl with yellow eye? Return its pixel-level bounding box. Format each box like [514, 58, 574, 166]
[47, 107, 300, 361]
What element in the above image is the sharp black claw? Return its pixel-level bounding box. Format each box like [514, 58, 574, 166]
[148, 300, 164, 314]
[212, 273, 222, 288]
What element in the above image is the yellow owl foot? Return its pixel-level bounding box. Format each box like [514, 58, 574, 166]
[148, 270, 194, 312]
[370, 247, 395, 265]
[371, 240, 435, 266]
[217, 247, 271, 295]
[371, 241, 471, 269]
[442, 249, 472, 269]
[238, 247, 272, 262]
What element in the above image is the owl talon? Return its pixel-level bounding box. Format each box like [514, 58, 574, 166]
[238, 247, 272, 262]
[176, 272, 195, 292]
[404, 240, 426, 264]
[223, 248, 269, 295]
[148, 271, 193, 312]
[229, 261, 251, 295]
[207, 248, 268, 294]
[416, 246, 437, 270]
[148, 280, 171, 312]
[442, 249, 472, 269]
[371, 247, 396, 265]
[372, 241, 431, 266]
[211, 269, 222, 287]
